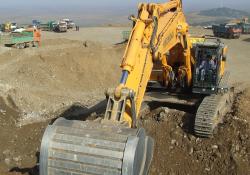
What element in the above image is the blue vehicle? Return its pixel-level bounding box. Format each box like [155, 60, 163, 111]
[32, 20, 41, 27]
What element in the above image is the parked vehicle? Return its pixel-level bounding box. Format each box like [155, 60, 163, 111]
[203, 25, 213, 29]
[238, 23, 250, 34]
[13, 28, 26, 33]
[54, 21, 67, 32]
[39, 21, 57, 31]
[2, 22, 12, 32]
[32, 20, 41, 27]
[62, 19, 75, 29]
[212, 23, 242, 39]
[0, 29, 41, 49]
[11, 23, 17, 31]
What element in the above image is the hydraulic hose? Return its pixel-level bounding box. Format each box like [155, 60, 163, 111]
[150, 16, 158, 60]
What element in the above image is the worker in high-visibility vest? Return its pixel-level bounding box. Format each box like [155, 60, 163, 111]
[34, 28, 41, 46]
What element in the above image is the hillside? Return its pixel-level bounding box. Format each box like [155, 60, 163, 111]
[199, 7, 250, 18]
[187, 7, 250, 26]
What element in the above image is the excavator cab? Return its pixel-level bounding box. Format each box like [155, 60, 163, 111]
[192, 38, 227, 94]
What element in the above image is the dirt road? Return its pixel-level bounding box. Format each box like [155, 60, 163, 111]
[0, 27, 249, 175]
[43, 27, 130, 45]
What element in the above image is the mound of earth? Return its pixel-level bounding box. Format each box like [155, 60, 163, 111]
[0, 39, 124, 125]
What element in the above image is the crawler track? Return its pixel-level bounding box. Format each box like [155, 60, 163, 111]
[195, 72, 233, 137]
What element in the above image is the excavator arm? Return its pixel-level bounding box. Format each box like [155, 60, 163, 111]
[105, 0, 192, 127]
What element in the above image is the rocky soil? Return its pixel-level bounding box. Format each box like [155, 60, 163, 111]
[143, 89, 250, 175]
[0, 89, 249, 175]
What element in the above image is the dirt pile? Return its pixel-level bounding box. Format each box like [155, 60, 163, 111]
[0, 39, 124, 125]
[143, 89, 250, 175]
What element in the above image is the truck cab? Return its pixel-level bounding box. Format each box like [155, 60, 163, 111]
[54, 21, 67, 32]
[62, 19, 75, 29]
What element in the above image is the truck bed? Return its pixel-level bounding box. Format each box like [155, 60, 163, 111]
[0, 32, 34, 45]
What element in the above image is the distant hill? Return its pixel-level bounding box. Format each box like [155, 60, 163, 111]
[187, 7, 250, 26]
[199, 7, 250, 18]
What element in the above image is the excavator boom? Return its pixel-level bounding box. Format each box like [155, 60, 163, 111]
[110, 0, 191, 126]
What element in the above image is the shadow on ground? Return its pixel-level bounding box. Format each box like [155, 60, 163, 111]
[48, 99, 107, 125]
[59, 99, 107, 121]
[243, 38, 250, 42]
[9, 100, 107, 175]
[10, 153, 39, 175]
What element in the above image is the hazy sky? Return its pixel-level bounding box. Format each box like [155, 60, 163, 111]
[0, 0, 249, 26]
[1, 0, 250, 11]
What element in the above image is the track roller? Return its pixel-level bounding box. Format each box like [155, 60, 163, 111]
[40, 118, 154, 175]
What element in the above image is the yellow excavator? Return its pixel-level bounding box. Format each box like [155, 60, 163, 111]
[2, 22, 12, 32]
[39, 0, 232, 174]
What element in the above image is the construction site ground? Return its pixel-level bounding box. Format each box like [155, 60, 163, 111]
[0, 27, 249, 175]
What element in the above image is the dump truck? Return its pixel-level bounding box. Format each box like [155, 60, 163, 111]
[212, 23, 242, 39]
[0, 29, 41, 49]
[230, 17, 250, 34]
[40, 21, 56, 31]
[237, 17, 250, 34]
[238, 23, 250, 34]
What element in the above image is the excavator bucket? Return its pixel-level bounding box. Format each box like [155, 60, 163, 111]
[40, 118, 154, 175]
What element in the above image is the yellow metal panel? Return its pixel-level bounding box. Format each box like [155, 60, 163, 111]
[190, 37, 206, 44]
